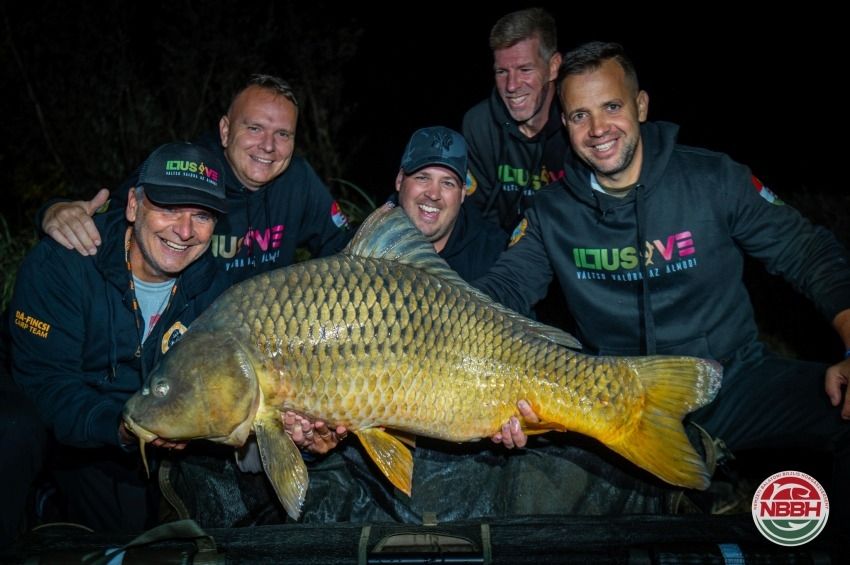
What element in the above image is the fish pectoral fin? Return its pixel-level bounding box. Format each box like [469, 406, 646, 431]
[354, 428, 414, 496]
[255, 410, 308, 520]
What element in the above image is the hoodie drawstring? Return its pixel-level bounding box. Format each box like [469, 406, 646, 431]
[634, 184, 657, 355]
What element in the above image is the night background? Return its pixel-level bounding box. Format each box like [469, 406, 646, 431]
[1, 1, 845, 359]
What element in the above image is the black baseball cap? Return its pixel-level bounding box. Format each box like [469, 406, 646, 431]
[400, 126, 467, 183]
[138, 142, 228, 214]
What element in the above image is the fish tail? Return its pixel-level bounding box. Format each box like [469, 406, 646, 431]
[609, 356, 722, 490]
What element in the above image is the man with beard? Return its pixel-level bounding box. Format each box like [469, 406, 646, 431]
[477, 42, 850, 519]
[463, 7, 568, 233]
[9, 142, 230, 532]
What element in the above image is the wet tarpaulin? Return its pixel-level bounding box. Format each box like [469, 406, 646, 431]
[159, 434, 677, 528]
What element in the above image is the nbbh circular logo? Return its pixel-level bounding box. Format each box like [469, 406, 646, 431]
[752, 470, 829, 546]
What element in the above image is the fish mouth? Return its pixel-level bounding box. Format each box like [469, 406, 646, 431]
[123, 414, 158, 443]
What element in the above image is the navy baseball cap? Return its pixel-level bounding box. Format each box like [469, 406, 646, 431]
[400, 127, 467, 182]
[138, 142, 228, 214]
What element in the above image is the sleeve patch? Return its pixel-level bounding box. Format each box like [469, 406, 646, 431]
[14, 310, 51, 339]
[330, 201, 349, 228]
[466, 170, 478, 196]
[509, 218, 528, 248]
[751, 175, 784, 205]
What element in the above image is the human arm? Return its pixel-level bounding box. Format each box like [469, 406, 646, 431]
[39, 168, 137, 255]
[296, 160, 353, 258]
[10, 243, 128, 448]
[40, 188, 110, 255]
[722, 162, 850, 416]
[472, 205, 554, 317]
[825, 308, 850, 419]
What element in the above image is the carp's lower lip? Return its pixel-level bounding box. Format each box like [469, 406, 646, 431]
[124, 416, 158, 443]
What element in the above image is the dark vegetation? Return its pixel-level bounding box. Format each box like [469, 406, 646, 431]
[1, 2, 846, 363]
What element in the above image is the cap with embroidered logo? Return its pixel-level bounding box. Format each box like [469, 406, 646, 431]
[138, 142, 228, 214]
[400, 126, 467, 183]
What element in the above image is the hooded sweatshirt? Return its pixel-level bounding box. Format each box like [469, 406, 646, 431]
[105, 133, 352, 283]
[462, 88, 569, 232]
[476, 121, 850, 363]
[10, 210, 229, 448]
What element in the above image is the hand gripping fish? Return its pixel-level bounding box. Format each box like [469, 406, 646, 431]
[123, 204, 722, 519]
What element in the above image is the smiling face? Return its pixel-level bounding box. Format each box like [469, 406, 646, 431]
[560, 58, 649, 192]
[126, 189, 216, 282]
[219, 85, 298, 190]
[493, 36, 561, 138]
[396, 165, 465, 253]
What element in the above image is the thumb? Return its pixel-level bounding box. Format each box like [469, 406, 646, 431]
[85, 188, 111, 215]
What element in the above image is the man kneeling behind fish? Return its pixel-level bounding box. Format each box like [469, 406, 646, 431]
[124, 200, 722, 519]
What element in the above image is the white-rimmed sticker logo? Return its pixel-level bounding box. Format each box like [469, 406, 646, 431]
[752, 470, 829, 546]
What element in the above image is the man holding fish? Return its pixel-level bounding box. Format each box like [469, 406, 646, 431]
[9, 142, 231, 532]
[475, 41, 850, 517]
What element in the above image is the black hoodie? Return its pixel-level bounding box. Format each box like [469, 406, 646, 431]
[462, 88, 569, 232]
[477, 121, 850, 363]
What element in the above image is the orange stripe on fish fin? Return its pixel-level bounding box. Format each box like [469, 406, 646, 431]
[608, 356, 722, 490]
[355, 428, 414, 496]
[255, 409, 308, 520]
[521, 421, 567, 435]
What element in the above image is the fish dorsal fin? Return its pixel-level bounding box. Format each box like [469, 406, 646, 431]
[347, 204, 582, 351]
[345, 203, 459, 279]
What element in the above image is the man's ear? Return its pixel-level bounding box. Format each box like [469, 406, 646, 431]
[636, 91, 649, 123]
[395, 169, 404, 192]
[219, 115, 230, 148]
[547, 51, 562, 83]
[126, 188, 139, 223]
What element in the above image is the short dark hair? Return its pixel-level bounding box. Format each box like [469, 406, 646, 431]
[489, 8, 558, 61]
[558, 41, 639, 95]
[227, 74, 299, 114]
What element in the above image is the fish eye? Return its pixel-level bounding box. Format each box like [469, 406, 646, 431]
[154, 382, 170, 397]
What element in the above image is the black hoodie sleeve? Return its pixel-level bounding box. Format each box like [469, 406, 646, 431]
[473, 206, 554, 318]
[723, 157, 850, 322]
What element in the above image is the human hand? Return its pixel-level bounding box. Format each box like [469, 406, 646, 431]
[282, 411, 349, 455]
[491, 399, 540, 449]
[825, 358, 850, 419]
[43, 188, 110, 255]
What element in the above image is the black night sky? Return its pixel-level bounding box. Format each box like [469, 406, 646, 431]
[1, 1, 844, 357]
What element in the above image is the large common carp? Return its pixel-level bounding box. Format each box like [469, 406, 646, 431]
[124, 205, 721, 519]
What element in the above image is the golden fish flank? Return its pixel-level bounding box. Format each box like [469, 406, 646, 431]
[123, 205, 722, 520]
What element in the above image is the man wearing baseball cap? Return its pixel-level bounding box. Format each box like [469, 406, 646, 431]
[394, 126, 508, 282]
[9, 142, 231, 533]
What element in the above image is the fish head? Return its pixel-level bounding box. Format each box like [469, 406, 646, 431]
[123, 331, 260, 447]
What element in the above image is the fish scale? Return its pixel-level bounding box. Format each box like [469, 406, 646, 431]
[124, 205, 722, 519]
